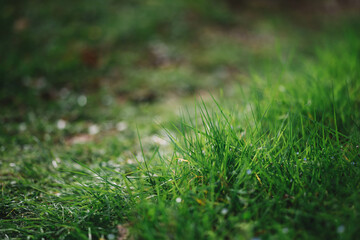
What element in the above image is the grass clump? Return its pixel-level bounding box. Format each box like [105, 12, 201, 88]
[123, 25, 360, 239]
[129, 97, 359, 239]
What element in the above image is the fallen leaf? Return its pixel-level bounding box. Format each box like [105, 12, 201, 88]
[117, 224, 129, 240]
[81, 47, 99, 68]
[66, 134, 93, 145]
[14, 18, 28, 32]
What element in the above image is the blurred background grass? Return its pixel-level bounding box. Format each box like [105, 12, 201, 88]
[1, 0, 360, 151]
[1, 0, 359, 108]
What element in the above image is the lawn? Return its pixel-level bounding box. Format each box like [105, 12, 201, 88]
[1, 1, 360, 239]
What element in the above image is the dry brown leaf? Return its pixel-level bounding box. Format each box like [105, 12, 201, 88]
[14, 18, 29, 32]
[117, 224, 129, 240]
[66, 134, 93, 145]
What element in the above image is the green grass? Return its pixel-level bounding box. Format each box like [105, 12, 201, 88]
[1, 1, 360, 239]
